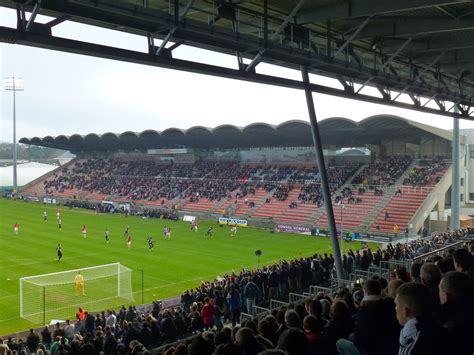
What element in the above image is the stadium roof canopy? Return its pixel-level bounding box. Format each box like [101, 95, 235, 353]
[20, 115, 464, 152]
[1, 0, 474, 119]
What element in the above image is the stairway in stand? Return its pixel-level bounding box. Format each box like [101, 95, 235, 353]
[220, 188, 271, 217]
[367, 162, 450, 234]
[315, 192, 385, 230]
[305, 163, 369, 226]
[358, 161, 417, 232]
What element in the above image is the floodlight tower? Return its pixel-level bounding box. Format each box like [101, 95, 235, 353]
[4, 77, 24, 192]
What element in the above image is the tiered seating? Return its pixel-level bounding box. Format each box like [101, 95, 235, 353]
[369, 160, 451, 233]
[369, 188, 430, 233]
[315, 192, 384, 229]
[21, 181, 51, 197]
[54, 188, 80, 198]
[21, 157, 452, 231]
[276, 202, 316, 223]
[252, 188, 301, 219]
[21, 159, 82, 197]
[217, 187, 270, 216]
[84, 192, 107, 201]
[181, 198, 220, 212]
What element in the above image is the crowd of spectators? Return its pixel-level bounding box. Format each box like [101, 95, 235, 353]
[42, 160, 365, 207]
[297, 165, 360, 206]
[272, 185, 293, 201]
[351, 156, 412, 186]
[39, 157, 452, 219]
[403, 157, 448, 186]
[158, 237, 474, 355]
[3, 227, 472, 355]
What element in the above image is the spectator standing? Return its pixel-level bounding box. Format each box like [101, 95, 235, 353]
[75, 307, 85, 321]
[321, 300, 353, 355]
[0, 339, 9, 355]
[26, 329, 40, 353]
[105, 310, 116, 330]
[420, 263, 441, 307]
[201, 297, 215, 330]
[437, 271, 474, 355]
[41, 326, 52, 349]
[226, 285, 241, 326]
[360, 250, 371, 271]
[52, 322, 64, 339]
[395, 282, 448, 355]
[84, 311, 95, 333]
[63, 320, 75, 342]
[338, 280, 400, 355]
[103, 330, 117, 355]
[453, 248, 474, 278]
[244, 278, 259, 315]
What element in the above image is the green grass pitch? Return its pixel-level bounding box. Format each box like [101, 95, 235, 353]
[0, 198, 374, 335]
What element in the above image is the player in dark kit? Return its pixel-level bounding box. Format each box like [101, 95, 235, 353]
[206, 227, 213, 237]
[58, 217, 62, 230]
[57, 243, 63, 262]
[147, 236, 154, 251]
[105, 228, 110, 243]
[124, 226, 129, 238]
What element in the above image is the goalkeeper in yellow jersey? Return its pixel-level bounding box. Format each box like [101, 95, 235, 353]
[74, 271, 86, 296]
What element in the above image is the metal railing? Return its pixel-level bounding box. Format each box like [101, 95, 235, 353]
[289, 292, 309, 303]
[368, 265, 390, 279]
[253, 305, 271, 318]
[309, 285, 332, 295]
[269, 299, 289, 311]
[330, 278, 351, 293]
[413, 240, 464, 263]
[240, 312, 254, 324]
[348, 272, 369, 290]
[380, 259, 411, 271]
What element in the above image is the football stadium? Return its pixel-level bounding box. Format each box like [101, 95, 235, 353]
[1, 1, 474, 355]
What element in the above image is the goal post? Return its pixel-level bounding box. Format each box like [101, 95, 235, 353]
[20, 263, 134, 324]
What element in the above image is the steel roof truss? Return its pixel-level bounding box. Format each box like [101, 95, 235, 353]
[2, 24, 471, 119]
[246, 0, 306, 72]
[25, 0, 41, 32]
[297, 0, 472, 23]
[333, 15, 373, 58]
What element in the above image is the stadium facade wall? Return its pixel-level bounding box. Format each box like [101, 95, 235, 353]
[79, 148, 372, 165]
[382, 137, 451, 158]
[72, 140, 453, 164]
[409, 164, 452, 234]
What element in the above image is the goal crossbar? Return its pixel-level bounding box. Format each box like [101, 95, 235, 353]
[20, 262, 125, 281]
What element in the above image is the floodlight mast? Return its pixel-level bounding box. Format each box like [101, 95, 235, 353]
[4, 77, 24, 193]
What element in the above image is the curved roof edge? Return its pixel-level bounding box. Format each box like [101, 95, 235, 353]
[19, 116, 464, 151]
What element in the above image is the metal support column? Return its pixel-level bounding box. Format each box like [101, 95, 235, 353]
[451, 105, 460, 229]
[301, 66, 343, 279]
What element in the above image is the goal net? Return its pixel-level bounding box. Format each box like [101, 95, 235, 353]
[20, 263, 134, 324]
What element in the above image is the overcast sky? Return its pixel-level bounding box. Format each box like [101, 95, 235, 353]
[1, 7, 474, 144]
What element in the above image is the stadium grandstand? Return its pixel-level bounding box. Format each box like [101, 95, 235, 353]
[3, 0, 474, 354]
[20, 115, 462, 240]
